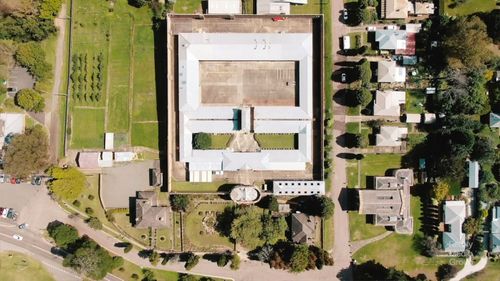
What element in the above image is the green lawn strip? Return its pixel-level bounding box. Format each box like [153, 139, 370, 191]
[406, 89, 426, 114]
[349, 212, 386, 241]
[353, 196, 462, 278]
[442, 0, 496, 16]
[0, 251, 55, 281]
[155, 228, 172, 251]
[184, 203, 234, 251]
[346, 122, 360, 134]
[347, 32, 366, 49]
[346, 159, 358, 187]
[323, 216, 334, 250]
[66, 174, 116, 230]
[132, 25, 157, 122]
[70, 107, 105, 148]
[174, 0, 202, 13]
[107, 20, 132, 132]
[290, 0, 322, 14]
[131, 122, 159, 149]
[347, 106, 360, 116]
[36, 34, 57, 94]
[255, 134, 296, 149]
[208, 134, 232, 149]
[171, 181, 234, 192]
[358, 154, 403, 188]
[407, 133, 427, 150]
[243, 0, 254, 13]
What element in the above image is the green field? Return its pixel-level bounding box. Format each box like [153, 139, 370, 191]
[466, 261, 500, 280]
[349, 212, 387, 241]
[357, 154, 403, 188]
[406, 90, 426, 114]
[71, 107, 105, 148]
[290, 0, 322, 14]
[346, 122, 360, 134]
[255, 134, 297, 149]
[69, 0, 158, 149]
[209, 134, 232, 149]
[184, 203, 235, 251]
[354, 197, 462, 278]
[171, 180, 234, 192]
[0, 251, 54, 281]
[442, 0, 496, 16]
[174, 0, 202, 13]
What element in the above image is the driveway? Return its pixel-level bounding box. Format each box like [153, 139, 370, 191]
[101, 160, 159, 208]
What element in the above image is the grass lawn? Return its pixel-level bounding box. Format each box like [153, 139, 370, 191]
[0, 251, 54, 281]
[209, 134, 232, 149]
[443, 177, 462, 196]
[156, 228, 172, 251]
[349, 212, 386, 241]
[347, 160, 358, 187]
[71, 107, 105, 148]
[347, 32, 366, 49]
[171, 180, 234, 192]
[68, 175, 116, 230]
[184, 203, 234, 251]
[113, 212, 150, 247]
[174, 0, 202, 13]
[466, 260, 500, 280]
[357, 154, 403, 188]
[36, 34, 57, 95]
[323, 216, 334, 250]
[406, 90, 426, 114]
[132, 122, 159, 149]
[243, 0, 254, 13]
[407, 133, 427, 150]
[347, 106, 360, 116]
[346, 122, 360, 134]
[290, 1, 322, 14]
[255, 134, 297, 149]
[442, 0, 496, 16]
[354, 196, 462, 278]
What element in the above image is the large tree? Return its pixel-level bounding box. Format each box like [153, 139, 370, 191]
[260, 214, 287, 244]
[47, 221, 79, 248]
[354, 88, 372, 107]
[463, 217, 482, 237]
[470, 136, 496, 165]
[230, 207, 263, 248]
[14, 42, 51, 80]
[3, 125, 49, 178]
[289, 244, 310, 273]
[170, 194, 191, 212]
[442, 16, 492, 69]
[47, 166, 86, 201]
[64, 239, 118, 280]
[317, 196, 334, 219]
[431, 182, 450, 202]
[15, 88, 45, 112]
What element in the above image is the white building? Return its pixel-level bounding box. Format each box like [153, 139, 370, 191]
[377, 61, 406, 83]
[208, 0, 241, 14]
[373, 90, 406, 116]
[273, 181, 325, 196]
[257, 0, 290, 14]
[376, 126, 408, 146]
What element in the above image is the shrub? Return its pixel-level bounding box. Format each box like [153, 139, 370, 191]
[230, 254, 240, 270]
[217, 254, 228, 267]
[85, 207, 94, 215]
[185, 253, 200, 270]
[15, 89, 45, 112]
[46, 221, 79, 248]
[124, 243, 133, 253]
[193, 133, 211, 149]
[72, 200, 81, 207]
[86, 217, 102, 230]
[15, 42, 51, 80]
[131, 273, 139, 279]
[88, 194, 94, 200]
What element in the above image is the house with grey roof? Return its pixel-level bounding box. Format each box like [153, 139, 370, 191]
[377, 61, 406, 83]
[468, 161, 480, 189]
[358, 169, 414, 234]
[490, 112, 500, 128]
[442, 200, 466, 254]
[291, 213, 317, 244]
[376, 126, 408, 147]
[491, 206, 500, 254]
[375, 30, 408, 51]
[134, 191, 169, 229]
[373, 90, 406, 116]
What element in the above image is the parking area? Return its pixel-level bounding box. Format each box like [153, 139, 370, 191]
[7, 66, 35, 96]
[101, 160, 159, 208]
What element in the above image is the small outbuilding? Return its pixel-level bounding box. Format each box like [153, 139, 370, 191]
[207, 0, 241, 14]
[291, 213, 317, 244]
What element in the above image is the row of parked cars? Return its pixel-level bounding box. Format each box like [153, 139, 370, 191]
[0, 207, 17, 220]
[0, 174, 43, 185]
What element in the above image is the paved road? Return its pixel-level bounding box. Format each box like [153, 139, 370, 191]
[450, 256, 488, 281]
[47, 4, 67, 163]
[330, 0, 353, 280]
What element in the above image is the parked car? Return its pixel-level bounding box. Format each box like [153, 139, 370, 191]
[15, 178, 21, 184]
[341, 72, 347, 83]
[0, 174, 4, 183]
[343, 9, 348, 21]
[12, 234, 23, 241]
[272, 16, 287, 22]
[6, 87, 17, 93]
[10, 177, 16, 184]
[31, 176, 42, 186]
[18, 223, 28, 229]
[367, 26, 377, 31]
[385, 25, 397, 30]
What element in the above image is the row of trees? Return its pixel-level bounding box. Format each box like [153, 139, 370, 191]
[71, 52, 104, 104]
[15, 42, 51, 80]
[47, 222, 123, 280]
[265, 242, 333, 272]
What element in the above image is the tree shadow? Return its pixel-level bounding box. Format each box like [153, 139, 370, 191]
[333, 89, 358, 107]
[336, 133, 358, 148]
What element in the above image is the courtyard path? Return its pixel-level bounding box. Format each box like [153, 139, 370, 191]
[350, 231, 392, 254]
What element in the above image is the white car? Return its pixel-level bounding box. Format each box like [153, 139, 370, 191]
[366, 26, 377, 31]
[341, 73, 347, 83]
[0, 174, 4, 183]
[385, 25, 398, 30]
[12, 234, 23, 241]
[343, 9, 348, 21]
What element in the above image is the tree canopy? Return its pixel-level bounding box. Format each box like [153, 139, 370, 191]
[170, 194, 191, 212]
[289, 244, 309, 273]
[39, 0, 63, 19]
[442, 16, 492, 70]
[463, 217, 482, 237]
[432, 182, 450, 202]
[47, 221, 79, 248]
[3, 125, 49, 178]
[48, 166, 87, 201]
[193, 133, 211, 150]
[14, 42, 51, 80]
[260, 214, 287, 245]
[230, 207, 263, 248]
[15, 88, 45, 112]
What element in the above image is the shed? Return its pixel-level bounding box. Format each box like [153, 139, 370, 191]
[77, 152, 100, 169]
[405, 113, 421, 123]
[423, 113, 436, 124]
[208, 0, 242, 14]
[468, 161, 479, 189]
[105, 133, 114, 150]
[114, 152, 136, 162]
[343, 36, 350, 50]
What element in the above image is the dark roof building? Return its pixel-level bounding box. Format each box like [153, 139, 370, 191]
[291, 213, 317, 244]
[134, 191, 169, 229]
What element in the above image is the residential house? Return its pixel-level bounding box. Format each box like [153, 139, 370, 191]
[409, 2, 434, 15]
[468, 161, 480, 189]
[257, 0, 290, 14]
[291, 213, 317, 244]
[358, 169, 414, 234]
[380, 0, 408, 19]
[442, 200, 466, 254]
[376, 126, 408, 147]
[134, 191, 169, 229]
[207, 0, 242, 14]
[373, 90, 406, 116]
[491, 206, 500, 254]
[490, 112, 500, 128]
[377, 61, 406, 83]
[375, 30, 407, 52]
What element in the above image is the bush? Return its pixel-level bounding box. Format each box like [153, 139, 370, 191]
[170, 194, 191, 212]
[88, 194, 95, 200]
[124, 243, 133, 253]
[217, 254, 228, 267]
[437, 264, 459, 281]
[354, 88, 372, 107]
[86, 217, 102, 230]
[111, 256, 124, 269]
[131, 273, 139, 279]
[230, 254, 240, 270]
[267, 196, 279, 212]
[15, 89, 45, 112]
[72, 200, 81, 207]
[15, 42, 51, 80]
[185, 253, 200, 270]
[149, 251, 160, 266]
[85, 207, 94, 215]
[193, 133, 211, 149]
[47, 221, 79, 248]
